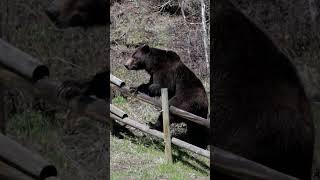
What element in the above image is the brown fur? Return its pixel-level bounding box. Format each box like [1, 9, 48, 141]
[45, 0, 109, 28]
[125, 45, 209, 148]
[211, 0, 314, 179]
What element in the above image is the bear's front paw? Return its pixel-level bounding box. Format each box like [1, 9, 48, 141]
[58, 80, 82, 99]
[148, 84, 161, 96]
[129, 86, 139, 94]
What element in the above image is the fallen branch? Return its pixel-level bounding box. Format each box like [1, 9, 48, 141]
[0, 133, 57, 179]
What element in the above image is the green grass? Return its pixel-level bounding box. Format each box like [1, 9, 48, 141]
[111, 135, 209, 180]
[6, 111, 81, 179]
[112, 96, 128, 105]
[7, 111, 60, 144]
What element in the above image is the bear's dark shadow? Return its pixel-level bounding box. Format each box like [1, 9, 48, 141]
[211, 0, 314, 179]
[111, 122, 210, 174]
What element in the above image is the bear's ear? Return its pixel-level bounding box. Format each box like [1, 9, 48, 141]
[141, 44, 150, 53]
[166, 50, 180, 60]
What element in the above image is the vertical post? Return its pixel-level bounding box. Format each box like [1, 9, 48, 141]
[161, 88, 173, 164]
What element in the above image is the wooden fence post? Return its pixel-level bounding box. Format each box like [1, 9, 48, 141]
[161, 88, 173, 164]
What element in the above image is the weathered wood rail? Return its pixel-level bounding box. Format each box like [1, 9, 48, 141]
[0, 39, 109, 125]
[110, 75, 210, 128]
[110, 75, 300, 179]
[110, 104, 299, 180]
[0, 38, 109, 179]
[0, 133, 57, 180]
[110, 104, 210, 158]
[0, 39, 49, 81]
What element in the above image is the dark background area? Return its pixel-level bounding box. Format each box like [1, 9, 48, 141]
[0, 0, 108, 179]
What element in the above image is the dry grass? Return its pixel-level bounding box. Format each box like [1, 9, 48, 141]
[1, 0, 108, 179]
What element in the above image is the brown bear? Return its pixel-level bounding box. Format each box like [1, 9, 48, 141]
[45, 0, 109, 28]
[58, 66, 109, 101]
[211, 0, 314, 179]
[124, 45, 209, 149]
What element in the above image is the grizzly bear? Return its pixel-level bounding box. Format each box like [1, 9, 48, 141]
[211, 0, 314, 179]
[124, 45, 209, 149]
[45, 0, 109, 28]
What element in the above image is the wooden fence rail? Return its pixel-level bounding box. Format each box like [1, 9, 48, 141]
[110, 75, 210, 128]
[111, 104, 299, 180]
[0, 133, 57, 180]
[0, 38, 109, 179]
[110, 105, 210, 158]
[0, 39, 49, 81]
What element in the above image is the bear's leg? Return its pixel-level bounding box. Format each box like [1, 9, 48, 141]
[186, 122, 209, 149]
[148, 113, 163, 131]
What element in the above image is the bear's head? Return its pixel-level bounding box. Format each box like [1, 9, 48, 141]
[45, 0, 108, 28]
[124, 44, 151, 70]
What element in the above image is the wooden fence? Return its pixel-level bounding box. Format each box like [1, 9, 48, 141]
[0, 38, 302, 180]
[110, 74, 210, 128]
[110, 74, 300, 180]
[0, 38, 109, 179]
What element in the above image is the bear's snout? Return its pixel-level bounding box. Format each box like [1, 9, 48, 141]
[124, 58, 134, 70]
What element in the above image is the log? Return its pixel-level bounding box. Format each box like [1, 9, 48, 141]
[0, 68, 109, 126]
[114, 85, 210, 128]
[117, 86, 161, 107]
[0, 133, 57, 179]
[110, 104, 128, 118]
[110, 113, 209, 158]
[169, 106, 209, 128]
[0, 160, 34, 180]
[0, 67, 36, 94]
[0, 39, 49, 81]
[212, 147, 299, 180]
[161, 88, 173, 164]
[110, 74, 125, 87]
[111, 106, 299, 180]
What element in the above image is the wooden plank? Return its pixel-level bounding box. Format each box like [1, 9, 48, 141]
[110, 113, 209, 158]
[161, 88, 173, 164]
[0, 133, 57, 179]
[0, 39, 49, 81]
